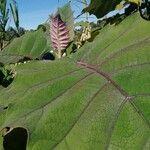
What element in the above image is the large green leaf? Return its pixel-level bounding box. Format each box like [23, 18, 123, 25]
[83, 0, 122, 18]
[0, 29, 50, 64]
[58, 2, 74, 41]
[0, 13, 150, 149]
[0, 85, 2, 90]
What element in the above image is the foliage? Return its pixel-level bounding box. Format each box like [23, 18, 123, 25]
[74, 23, 92, 49]
[127, 0, 141, 5]
[124, 2, 138, 16]
[83, 0, 122, 18]
[0, 13, 150, 149]
[75, 21, 89, 27]
[0, 0, 9, 31]
[139, 0, 150, 20]
[0, 29, 51, 64]
[0, 0, 21, 51]
[49, 2, 74, 58]
[0, 0, 9, 50]
[2, 27, 25, 44]
[37, 24, 47, 32]
[0, 64, 15, 87]
[82, 0, 147, 19]
[115, 0, 129, 10]
[50, 14, 69, 58]
[58, 2, 74, 41]
[10, 0, 19, 32]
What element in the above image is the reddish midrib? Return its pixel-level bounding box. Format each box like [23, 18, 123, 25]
[77, 61, 131, 99]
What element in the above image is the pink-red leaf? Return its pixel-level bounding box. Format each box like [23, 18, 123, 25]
[50, 14, 69, 51]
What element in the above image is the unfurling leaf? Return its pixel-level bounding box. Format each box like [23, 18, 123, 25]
[50, 14, 69, 58]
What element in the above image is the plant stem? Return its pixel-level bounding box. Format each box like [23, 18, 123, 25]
[58, 49, 62, 58]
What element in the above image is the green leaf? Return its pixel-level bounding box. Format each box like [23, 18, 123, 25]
[74, 21, 89, 27]
[0, 85, 3, 91]
[0, 0, 7, 17]
[0, 13, 150, 149]
[0, 29, 50, 64]
[58, 2, 74, 41]
[83, 0, 122, 18]
[10, 0, 19, 31]
[127, 0, 141, 5]
[0, 0, 9, 30]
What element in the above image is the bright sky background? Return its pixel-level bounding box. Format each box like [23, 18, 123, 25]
[8, 0, 93, 30]
[7, 0, 124, 30]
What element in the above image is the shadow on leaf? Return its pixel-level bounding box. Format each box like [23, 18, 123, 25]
[3, 127, 28, 150]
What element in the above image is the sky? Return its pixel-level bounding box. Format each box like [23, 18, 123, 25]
[8, 0, 92, 30]
[7, 0, 124, 30]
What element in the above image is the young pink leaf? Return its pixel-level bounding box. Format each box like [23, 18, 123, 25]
[50, 14, 69, 52]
